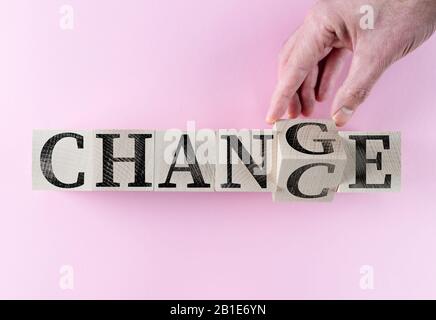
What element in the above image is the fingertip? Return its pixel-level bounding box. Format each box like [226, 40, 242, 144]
[301, 106, 314, 117]
[301, 94, 315, 117]
[287, 112, 298, 119]
[333, 117, 346, 127]
[265, 104, 280, 124]
[265, 116, 275, 125]
[288, 106, 300, 119]
[265, 103, 278, 124]
[332, 106, 354, 127]
[267, 99, 291, 125]
[331, 112, 344, 126]
[288, 94, 302, 119]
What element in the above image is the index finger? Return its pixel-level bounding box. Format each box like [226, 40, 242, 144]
[266, 21, 333, 124]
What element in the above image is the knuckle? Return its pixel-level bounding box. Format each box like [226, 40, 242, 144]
[307, 1, 329, 24]
[347, 87, 370, 103]
[279, 90, 293, 101]
[305, 8, 321, 26]
[313, 0, 328, 11]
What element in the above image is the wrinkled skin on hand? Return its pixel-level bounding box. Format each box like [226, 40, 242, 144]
[266, 0, 436, 126]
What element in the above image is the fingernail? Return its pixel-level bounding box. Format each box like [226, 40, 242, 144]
[332, 106, 354, 126]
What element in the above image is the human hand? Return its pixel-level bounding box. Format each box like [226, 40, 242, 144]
[266, 0, 436, 126]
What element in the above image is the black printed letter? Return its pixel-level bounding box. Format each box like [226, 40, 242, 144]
[349, 135, 391, 189]
[286, 123, 335, 155]
[287, 163, 336, 199]
[40, 132, 84, 188]
[158, 134, 210, 188]
[96, 133, 152, 188]
[220, 134, 273, 189]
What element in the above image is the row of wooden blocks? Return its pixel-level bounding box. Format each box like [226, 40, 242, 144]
[32, 120, 401, 201]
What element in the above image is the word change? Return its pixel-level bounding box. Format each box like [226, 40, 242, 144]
[32, 120, 401, 201]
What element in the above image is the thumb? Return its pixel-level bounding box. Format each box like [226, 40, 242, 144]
[331, 52, 386, 126]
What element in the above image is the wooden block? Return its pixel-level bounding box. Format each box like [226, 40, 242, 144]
[32, 130, 94, 190]
[215, 129, 276, 192]
[338, 132, 401, 192]
[93, 130, 155, 191]
[154, 130, 215, 191]
[272, 120, 347, 202]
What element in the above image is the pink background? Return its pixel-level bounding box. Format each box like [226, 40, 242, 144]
[1, 0, 436, 299]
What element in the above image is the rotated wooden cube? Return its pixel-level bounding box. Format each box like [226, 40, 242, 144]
[273, 120, 347, 202]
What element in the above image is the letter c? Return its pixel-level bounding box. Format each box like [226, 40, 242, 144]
[40, 133, 84, 188]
